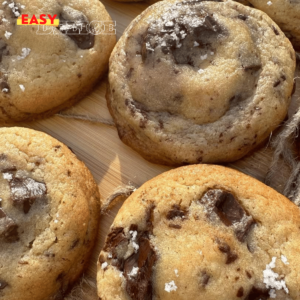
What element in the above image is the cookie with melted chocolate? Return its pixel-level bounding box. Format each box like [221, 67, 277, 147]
[107, 0, 295, 166]
[97, 164, 300, 300]
[0, 0, 116, 122]
[0, 127, 100, 300]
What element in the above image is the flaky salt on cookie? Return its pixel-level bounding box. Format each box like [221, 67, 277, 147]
[0, 127, 100, 300]
[107, 0, 295, 166]
[97, 164, 300, 300]
[0, 0, 116, 122]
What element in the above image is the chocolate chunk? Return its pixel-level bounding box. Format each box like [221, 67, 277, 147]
[168, 224, 182, 229]
[199, 189, 256, 243]
[217, 240, 238, 264]
[200, 271, 210, 287]
[124, 235, 157, 300]
[244, 286, 269, 300]
[272, 25, 279, 36]
[237, 14, 247, 21]
[237, 287, 244, 297]
[9, 177, 47, 214]
[70, 238, 79, 250]
[166, 204, 187, 220]
[246, 271, 252, 279]
[0, 208, 19, 243]
[0, 280, 8, 290]
[243, 64, 262, 72]
[103, 227, 128, 252]
[58, 6, 95, 50]
[0, 81, 10, 93]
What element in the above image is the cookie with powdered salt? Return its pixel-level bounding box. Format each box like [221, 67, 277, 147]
[0, 0, 116, 122]
[97, 164, 300, 300]
[107, 0, 295, 166]
[246, 0, 300, 51]
[0, 127, 100, 300]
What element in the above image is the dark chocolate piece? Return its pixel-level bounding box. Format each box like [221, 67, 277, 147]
[166, 204, 187, 220]
[58, 6, 94, 50]
[217, 240, 238, 264]
[199, 189, 256, 242]
[124, 235, 157, 300]
[244, 286, 269, 300]
[237, 287, 244, 297]
[9, 177, 47, 214]
[200, 271, 210, 287]
[0, 208, 19, 243]
[0, 280, 8, 290]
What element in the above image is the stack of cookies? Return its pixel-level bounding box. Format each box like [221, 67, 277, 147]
[0, 0, 300, 299]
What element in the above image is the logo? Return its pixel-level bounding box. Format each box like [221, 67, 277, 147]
[17, 14, 116, 35]
[17, 14, 59, 26]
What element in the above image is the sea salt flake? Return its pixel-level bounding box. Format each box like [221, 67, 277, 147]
[198, 69, 205, 74]
[101, 262, 108, 269]
[263, 257, 289, 298]
[54, 220, 58, 224]
[3, 173, 12, 180]
[201, 54, 207, 60]
[130, 230, 138, 240]
[2, 18, 8, 22]
[174, 269, 179, 277]
[8, 2, 13, 8]
[2, 88, 8, 93]
[194, 41, 199, 47]
[281, 255, 289, 265]
[4, 31, 12, 39]
[267, 1, 272, 5]
[19, 84, 25, 92]
[165, 281, 177, 293]
[128, 267, 139, 278]
[17, 48, 31, 60]
[108, 253, 112, 258]
[2, 1, 7, 5]
[21, 4, 25, 8]
[133, 241, 139, 252]
[210, 51, 214, 55]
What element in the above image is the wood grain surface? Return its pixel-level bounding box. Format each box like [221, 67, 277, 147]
[3, 1, 300, 299]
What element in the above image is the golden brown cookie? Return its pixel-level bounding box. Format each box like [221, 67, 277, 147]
[0, 0, 116, 122]
[107, 0, 296, 166]
[97, 164, 300, 300]
[0, 127, 100, 300]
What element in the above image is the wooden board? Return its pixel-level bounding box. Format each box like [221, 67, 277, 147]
[5, 1, 300, 299]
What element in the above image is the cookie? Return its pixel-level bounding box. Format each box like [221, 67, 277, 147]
[107, 0, 295, 166]
[0, 0, 116, 122]
[97, 164, 300, 300]
[0, 127, 100, 300]
[246, 0, 300, 51]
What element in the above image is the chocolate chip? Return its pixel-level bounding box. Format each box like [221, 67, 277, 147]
[272, 25, 279, 36]
[243, 64, 262, 72]
[0, 81, 10, 93]
[0, 208, 19, 243]
[199, 189, 256, 243]
[200, 271, 210, 287]
[166, 204, 187, 220]
[103, 227, 128, 257]
[237, 287, 244, 297]
[237, 14, 247, 21]
[244, 286, 269, 300]
[58, 6, 95, 50]
[0, 280, 8, 290]
[9, 176, 47, 214]
[56, 272, 65, 282]
[217, 240, 238, 264]
[168, 224, 182, 229]
[124, 235, 157, 300]
[70, 238, 79, 250]
[246, 271, 252, 279]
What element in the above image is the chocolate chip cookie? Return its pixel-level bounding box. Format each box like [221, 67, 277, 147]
[0, 127, 100, 300]
[246, 0, 300, 51]
[107, 0, 296, 166]
[0, 0, 116, 122]
[97, 164, 300, 300]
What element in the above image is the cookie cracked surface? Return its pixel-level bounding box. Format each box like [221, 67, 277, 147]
[107, 0, 295, 165]
[0, 127, 100, 300]
[0, 0, 116, 122]
[97, 164, 300, 300]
